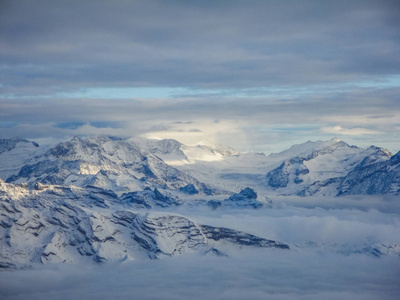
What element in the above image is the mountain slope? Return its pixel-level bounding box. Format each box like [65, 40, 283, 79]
[0, 137, 43, 180]
[131, 137, 239, 165]
[0, 137, 39, 154]
[1, 136, 399, 270]
[5, 136, 220, 195]
[0, 179, 289, 268]
[265, 139, 392, 196]
[338, 151, 400, 195]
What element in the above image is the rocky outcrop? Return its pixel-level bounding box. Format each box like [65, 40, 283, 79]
[266, 157, 309, 188]
[120, 188, 181, 208]
[0, 137, 39, 154]
[200, 225, 289, 249]
[337, 151, 400, 196]
[179, 183, 199, 194]
[220, 187, 263, 209]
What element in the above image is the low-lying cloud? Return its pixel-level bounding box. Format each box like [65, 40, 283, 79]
[1, 252, 399, 300]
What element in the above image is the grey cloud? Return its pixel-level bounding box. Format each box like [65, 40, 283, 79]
[89, 121, 125, 129]
[55, 121, 86, 130]
[1, 254, 399, 300]
[173, 121, 193, 125]
[1, 0, 399, 93]
[1, 0, 399, 153]
[0, 84, 399, 153]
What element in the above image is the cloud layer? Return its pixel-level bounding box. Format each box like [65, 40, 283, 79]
[2, 0, 399, 91]
[1, 253, 399, 300]
[1, 0, 399, 153]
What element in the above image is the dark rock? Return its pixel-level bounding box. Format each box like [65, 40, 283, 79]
[223, 188, 263, 208]
[200, 225, 289, 249]
[207, 200, 222, 209]
[179, 184, 199, 194]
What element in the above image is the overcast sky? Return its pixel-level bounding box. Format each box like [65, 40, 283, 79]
[1, 0, 399, 153]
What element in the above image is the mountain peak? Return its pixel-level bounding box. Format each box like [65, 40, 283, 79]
[0, 137, 39, 154]
[269, 138, 351, 161]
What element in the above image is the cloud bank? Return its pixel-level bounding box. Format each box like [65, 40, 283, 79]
[1, 0, 399, 153]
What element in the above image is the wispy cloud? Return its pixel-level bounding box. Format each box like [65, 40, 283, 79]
[321, 125, 382, 136]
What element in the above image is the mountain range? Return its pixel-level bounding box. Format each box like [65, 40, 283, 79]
[0, 135, 398, 268]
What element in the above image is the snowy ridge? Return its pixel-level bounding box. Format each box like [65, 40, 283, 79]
[4, 136, 221, 195]
[1, 136, 398, 198]
[338, 151, 400, 195]
[130, 137, 239, 166]
[0, 179, 289, 268]
[0, 137, 39, 154]
[265, 139, 393, 196]
[0, 137, 44, 181]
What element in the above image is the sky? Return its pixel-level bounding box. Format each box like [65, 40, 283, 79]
[1, 0, 399, 154]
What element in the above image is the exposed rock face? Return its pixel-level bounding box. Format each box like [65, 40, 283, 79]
[179, 184, 199, 194]
[222, 187, 263, 208]
[297, 178, 342, 197]
[337, 151, 400, 196]
[0, 137, 39, 154]
[120, 188, 181, 208]
[200, 225, 289, 249]
[126, 213, 207, 258]
[266, 158, 309, 188]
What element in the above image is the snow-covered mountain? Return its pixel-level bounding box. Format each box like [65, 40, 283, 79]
[265, 139, 393, 196]
[0, 137, 43, 181]
[0, 179, 289, 268]
[338, 150, 400, 195]
[150, 137, 397, 197]
[4, 136, 220, 195]
[131, 137, 239, 165]
[1, 135, 399, 269]
[1, 136, 398, 198]
[0, 137, 39, 155]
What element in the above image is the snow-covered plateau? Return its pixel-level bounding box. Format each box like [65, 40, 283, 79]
[0, 135, 399, 299]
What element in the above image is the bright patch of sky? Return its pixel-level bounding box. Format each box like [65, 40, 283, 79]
[2, 75, 397, 100]
[31, 74, 398, 100]
[56, 87, 188, 99]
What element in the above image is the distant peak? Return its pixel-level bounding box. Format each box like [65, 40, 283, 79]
[71, 136, 84, 142]
[0, 137, 39, 154]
